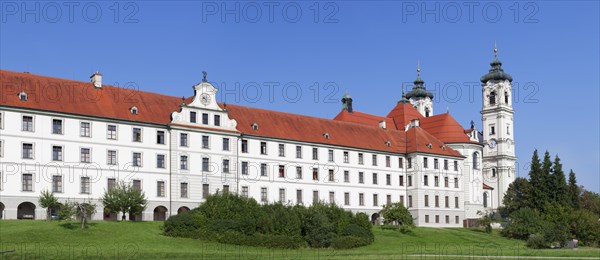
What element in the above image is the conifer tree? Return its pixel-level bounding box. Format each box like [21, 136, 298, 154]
[550, 155, 568, 207]
[567, 170, 580, 209]
[527, 150, 546, 210]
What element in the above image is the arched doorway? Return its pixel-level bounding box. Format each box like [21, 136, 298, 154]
[0, 202, 5, 219]
[50, 203, 61, 220]
[153, 206, 168, 221]
[177, 206, 190, 214]
[371, 213, 380, 225]
[17, 202, 36, 219]
[129, 213, 142, 221]
[483, 192, 488, 208]
[103, 208, 118, 221]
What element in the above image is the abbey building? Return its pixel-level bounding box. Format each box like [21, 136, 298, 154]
[0, 51, 516, 227]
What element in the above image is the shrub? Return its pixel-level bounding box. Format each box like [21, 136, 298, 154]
[162, 212, 203, 238]
[353, 212, 372, 231]
[331, 236, 371, 249]
[342, 224, 374, 243]
[303, 211, 335, 248]
[527, 233, 547, 249]
[501, 207, 545, 240]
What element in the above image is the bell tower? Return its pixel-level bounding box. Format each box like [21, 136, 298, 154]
[480, 44, 516, 208]
[405, 61, 434, 117]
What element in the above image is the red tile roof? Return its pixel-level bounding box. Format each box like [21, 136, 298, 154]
[483, 183, 494, 190]
[420, 113, 478, 144]
[386, 102, 424, 130]
[333, 109, 394, 128]
[0, 69, 464, 157]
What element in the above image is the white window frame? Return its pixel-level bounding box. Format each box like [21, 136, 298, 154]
[51, 145, 64, 161]
[22, 142, 35, 159]
[107, 149, 118, 165]
[80, 121, 92, 137]
[80, 147, 92, 163]
[156, 154, 166, 169]
[51, 118, 64, 135]
[80, 176, 91, 194]
[107, 124, 118, 140]
[132, 152, 143, 167]
[132, 127, 143, 142]
[21, 114, 34, 132]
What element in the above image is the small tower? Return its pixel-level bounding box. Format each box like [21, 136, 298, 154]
[405, 61, 434, 117]
[341, 91, 353, 112]
[480, 43, 516, 209]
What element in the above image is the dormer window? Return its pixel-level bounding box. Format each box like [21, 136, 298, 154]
[426, 143, 432, 149]
[251, 123, 259, 130]
[385, 141, 391, 147]
[19, 91, 27, 101]
[323, 133, 330, 139]
[441, 145, 446, 150]
[130, 106, 138, 115]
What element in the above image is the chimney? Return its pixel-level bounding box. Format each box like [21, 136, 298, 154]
[90, 71, 102, 89]
[379, 120, 386, 129]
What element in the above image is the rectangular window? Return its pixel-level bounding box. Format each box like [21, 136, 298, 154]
[312, 147, 318, 160]
[455, 216, 460, 224]
[373, 194, 378, 206]
[52, 146, 63, 161]
[400, 195, 404, 205]
[180, 133, 188, 147]
[132, 152, 142, 167]
[329, 191, 335, 204]
[490, 125, 495, 135]
[454, 177, 459, 188]
[156, 154, 165, 168]
[279, 165, 285, 178]
[108, 178, 116, 191]
[435, 215, 439, 223]
[425, 215, 429, 223]
[358, 153, 364, 165]
[444, 177, 449, 188]
[386, 156, 391, 167]
[455, 197, 459, 208]
[222, 138, 230, 151]
[241, 186, 249, 198]
[328, 150, 334, 162]
[80, 148, 91, 163]
[279, 188, 286, 202]
[312, 168, 319, 181]
[156, 130, 164, 144]
[423, 157, 428, 168]
[278, 144, 285, 157]
[372, 173, 378, 185]
[107, 125, 117, 140]
[181, 183, 188, 198]
[261, 163, 268, 177]
[344, 171, 349, 183]
[22, 174, 33, 191]
[22, 116, 33, 132]
[223, 185, 229, 194]
[203, 184, 209, 198]
[344, 192, 350, 206]
[454, 161, 458, 171]
[386, 174, 391, 185]
[328, 169, 334, 182]
[261, 187, 268, 202]
[133, 180, 141, 190]
[190, 111, 197, 123]
[399, 175, 404, 186]
[202, 158, 209, 172]
[223, 159, 230, 173]
[260, 142, 267, 155]
[0, 140, 3, 157]
[52, 175, 62, 193]
[202, 136, 210, 149]
[80, 177, 90, 194]
[313, 190, 319, 203]
[296, 166, 302, 179]
[446, 215, 450, 224]
[241, 140, 248, 153]
[157, 181, 165, 197]
[434, 158, 439, 169]
[180, 155, 188, 170]
[407, 158, 412, 168]
[343, 151, 349, 163]
[445, 196, 450, 208]
[296, 189, 303, 204]
[435, 195, 440, 207]
[202, 113, 209, 125]
[359, 172, 364, 184]
[214, 115, 221, 126]
[399, 157, 403, 168]
[107, 150, 117, 165]
[133, 128, 142, 142]
[386, 194, 392, 205]
[444, 160, 449, 170]
[435, 176, 439, 187]
[296, 146, 302, 158]
[80, 122, 91, 137]
[372, 154, 377, 166]
[408, 195, 413, 208]
[242, 161, 248, 175]
[424, 175, 429, 186]
[52, 119, 63, 134]
[408, 175, 413, 186]
[359, 193, 364, 206]
[425, 195, 429, 207]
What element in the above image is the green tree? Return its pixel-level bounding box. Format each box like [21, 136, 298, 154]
[380, 202, 414, 232]
[567, 170, 580, 209]
[550, 155, 568, 207]
[540, 151, 553, 209]
[580, 190, 600, 216]
[38, 190, 59, 221]
[101, 181, 148, 221]
[75, 201, 97, 229]
[58, 200, 76, 221]
[501, 177, 530, 217]
[527, 150, 547, 210]
[477, 210, 495, 233]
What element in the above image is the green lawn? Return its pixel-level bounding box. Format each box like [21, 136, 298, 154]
[0, 221, 598, 259]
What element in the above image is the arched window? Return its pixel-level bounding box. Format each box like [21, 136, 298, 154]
[492, 168, 496, 177]
[472, 153, 479, 169]
[425, 108, 430, 117]
[504, 92, 509, 104]
[489, 91, 496, 105]
[483, 192, 488, 208]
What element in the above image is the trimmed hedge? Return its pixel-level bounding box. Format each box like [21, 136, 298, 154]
[163, 193, 374, 249]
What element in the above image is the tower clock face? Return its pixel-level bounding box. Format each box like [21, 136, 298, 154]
[488, 139, 497, 149]
[200, 93, 211, 105]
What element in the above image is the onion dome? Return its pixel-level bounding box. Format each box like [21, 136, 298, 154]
[405, 61, 434, 100]
[480, 45, 513, 83]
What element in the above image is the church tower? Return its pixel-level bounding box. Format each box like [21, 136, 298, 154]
[405, 62, 434, 117]
[480, 45, 516, 208]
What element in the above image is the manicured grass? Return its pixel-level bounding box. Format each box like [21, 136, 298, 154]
[0, 220, 598, 259]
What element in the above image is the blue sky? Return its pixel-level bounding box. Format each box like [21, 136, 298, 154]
[1, 1, 599, 192]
